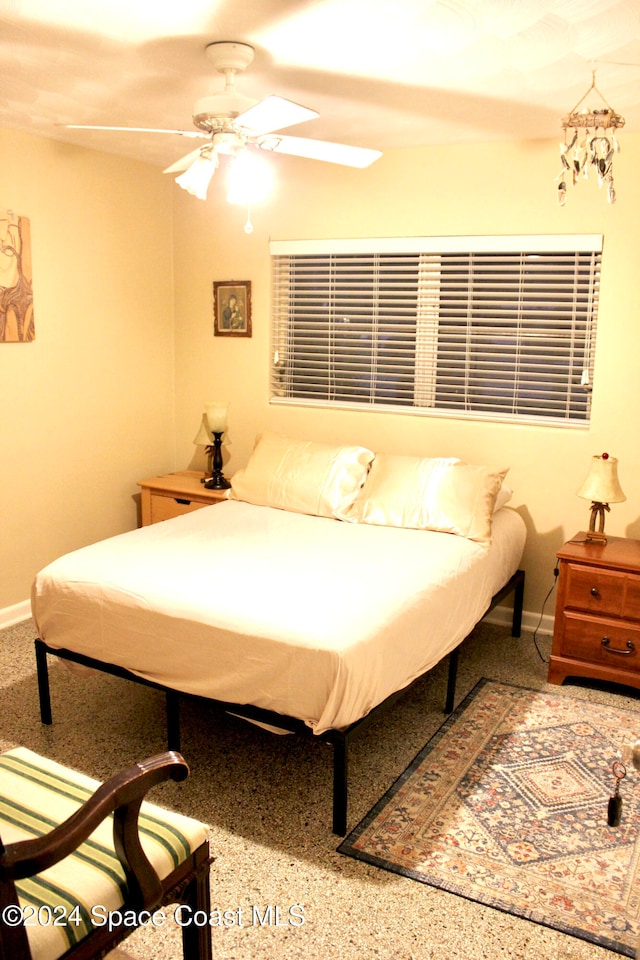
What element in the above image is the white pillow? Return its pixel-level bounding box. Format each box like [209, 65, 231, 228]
[494, 483, 513, 512]
[343, 453, 509, 543]
[229, 432, 374, 519]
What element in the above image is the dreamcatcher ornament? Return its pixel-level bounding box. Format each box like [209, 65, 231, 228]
[556, 69, 625, 205]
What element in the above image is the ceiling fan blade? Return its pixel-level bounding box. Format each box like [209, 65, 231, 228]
[236, 96, 318, 136]
[59, 123, 206, 139]
[258, 135, 382, 168]
[163, 146, 207, 174]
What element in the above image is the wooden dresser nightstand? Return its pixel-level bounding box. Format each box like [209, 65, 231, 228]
[137, 471, 229, 526]
[549, 534, 640, 692]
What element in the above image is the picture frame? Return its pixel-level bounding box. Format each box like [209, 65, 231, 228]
[1, 211, 35, 342]
[213, 280, 252, 337]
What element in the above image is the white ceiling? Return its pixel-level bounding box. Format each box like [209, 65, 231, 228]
[1, 0, 640, 171]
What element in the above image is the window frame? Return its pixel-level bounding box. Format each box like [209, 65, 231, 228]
[270, 234, 603, 428]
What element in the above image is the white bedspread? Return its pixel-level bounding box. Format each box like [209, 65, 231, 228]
[31, 500, 526, 734]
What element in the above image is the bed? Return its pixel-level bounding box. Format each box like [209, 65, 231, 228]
[32, 434, 526, 833]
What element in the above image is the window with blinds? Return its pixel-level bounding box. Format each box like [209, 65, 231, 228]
[270, 235, 602, 426]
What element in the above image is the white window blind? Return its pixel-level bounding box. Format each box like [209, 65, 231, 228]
[270, 235, 602, 426]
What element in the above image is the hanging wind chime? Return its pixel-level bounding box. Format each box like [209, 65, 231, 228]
[556, 69, 625, 205]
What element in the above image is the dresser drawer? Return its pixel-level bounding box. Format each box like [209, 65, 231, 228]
[149, 493, 209, 523]
[564, 564, 625, 617]
[560, 612, 640, 671]
[623, 576, 640, 621]
[138, 472, 229, 526]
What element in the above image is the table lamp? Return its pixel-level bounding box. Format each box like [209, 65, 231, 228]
[203, 401, 231, 490]
[577, 452, 625, 543]
[192, 414, 214, 482]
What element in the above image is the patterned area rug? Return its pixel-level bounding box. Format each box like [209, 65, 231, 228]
[339, 679, 640, 956]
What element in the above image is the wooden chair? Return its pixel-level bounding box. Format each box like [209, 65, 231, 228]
[0, 748, 212, 960]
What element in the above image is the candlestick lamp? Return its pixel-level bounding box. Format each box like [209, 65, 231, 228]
[203, 401, 231, 490]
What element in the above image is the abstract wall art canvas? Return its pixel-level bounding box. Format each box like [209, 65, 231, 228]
[1, 211, 35, 342]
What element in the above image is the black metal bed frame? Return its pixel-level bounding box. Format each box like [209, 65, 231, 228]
[34, 568, 524, 835]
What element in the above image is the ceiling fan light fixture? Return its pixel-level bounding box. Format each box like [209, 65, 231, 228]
[226, 149, 274, 206]
[212, 131, 246, 156]
[175, 150, 218, 200]
[63, 38, 381, 227]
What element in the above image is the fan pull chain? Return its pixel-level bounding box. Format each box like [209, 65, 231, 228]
[244, 204, 254, 234]
[608, 760, 626, 827]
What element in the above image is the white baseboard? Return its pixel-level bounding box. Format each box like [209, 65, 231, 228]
[0, 600, 32, 629]
[485, 603, 554, 636]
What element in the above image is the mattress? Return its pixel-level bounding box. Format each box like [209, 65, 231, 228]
[31, 500, 526, 735]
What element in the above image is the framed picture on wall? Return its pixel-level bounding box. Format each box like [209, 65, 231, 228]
[1, 211, 35, 342]
[213, 280, 252, 337]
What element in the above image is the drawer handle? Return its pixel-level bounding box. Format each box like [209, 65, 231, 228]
[590, 587, 600, 597]
[602, 637, 635, 656]
[174, 498, 191, 505]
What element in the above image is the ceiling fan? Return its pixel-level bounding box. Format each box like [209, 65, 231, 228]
[64, 41, 382, 204]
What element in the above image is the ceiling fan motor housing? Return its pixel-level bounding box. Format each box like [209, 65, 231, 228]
[192, 92, 258, 129]
[194, 42, 258, 130]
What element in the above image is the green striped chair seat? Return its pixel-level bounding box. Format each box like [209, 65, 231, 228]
[0, 748, 211, 960]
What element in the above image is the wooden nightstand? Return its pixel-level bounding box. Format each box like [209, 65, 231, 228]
[137, 471, 229, 526]
[548, 534, 640, 692]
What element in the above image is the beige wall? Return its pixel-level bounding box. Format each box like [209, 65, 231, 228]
[0, 129, 176, 612]
[173, 133, 640, 618]
[3, 125, 639, 621]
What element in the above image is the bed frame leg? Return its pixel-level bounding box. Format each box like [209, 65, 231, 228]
[512, 570, 525, 638]
[445, 646, 459, 715]
[332, 736, 348, 836]
[166, 690, 181, 752]
[34, 639, 52, 725]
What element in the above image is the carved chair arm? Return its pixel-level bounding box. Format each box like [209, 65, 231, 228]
[0, 751, 189, 909]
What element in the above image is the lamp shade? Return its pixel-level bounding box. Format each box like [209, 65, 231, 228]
[226, 149, 274, 206]
[205, 401, 228, 434]
[577, 453, 626, 504]
[175, 152, 218, 200]
[193, 414, 213, 447]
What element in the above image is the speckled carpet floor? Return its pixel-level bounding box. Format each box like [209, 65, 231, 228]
[339, 679, 640, 957]
[2, 617, 640, 960]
